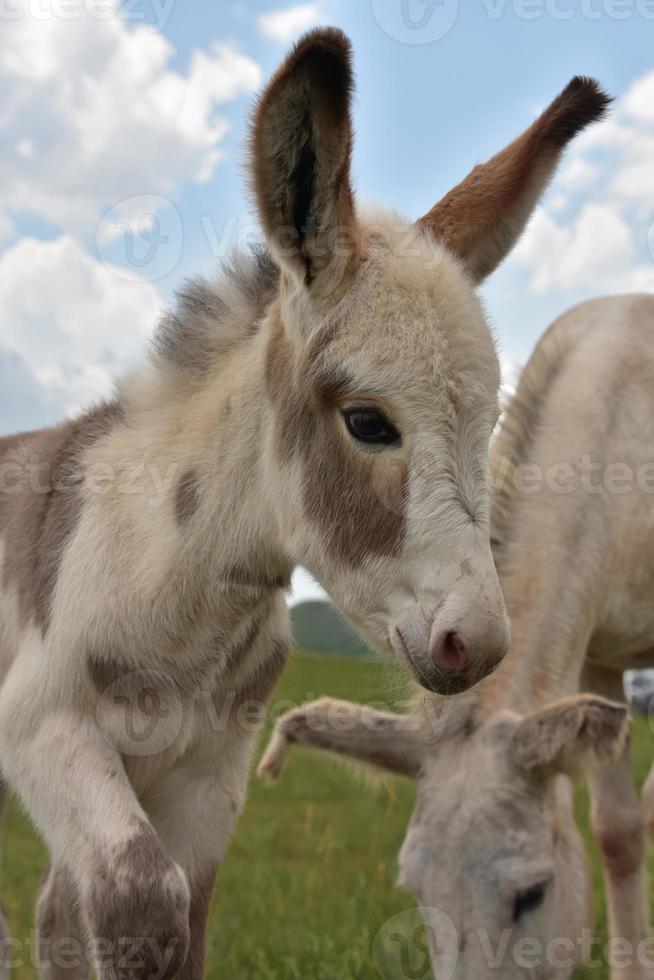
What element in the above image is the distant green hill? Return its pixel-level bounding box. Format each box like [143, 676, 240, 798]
[290, 600, 372, 656]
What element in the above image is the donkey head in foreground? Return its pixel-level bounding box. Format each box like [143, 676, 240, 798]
[252, 29, 609, 691]
[259, 695, 629, 979]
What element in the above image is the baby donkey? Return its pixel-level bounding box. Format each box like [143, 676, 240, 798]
[0, 27, 607, 980]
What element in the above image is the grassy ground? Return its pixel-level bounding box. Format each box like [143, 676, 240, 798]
[1, 651, 653, 979]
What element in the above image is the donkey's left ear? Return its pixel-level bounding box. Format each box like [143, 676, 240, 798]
[250, 27, 359, 296]
[511, 695, 629, 781]
[418, 77, 611, 283]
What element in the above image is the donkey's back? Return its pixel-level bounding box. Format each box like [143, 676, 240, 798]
[493, 292, 654, 667]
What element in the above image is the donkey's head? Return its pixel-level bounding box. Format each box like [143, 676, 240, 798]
[259, 694, 628, 980]
[396, 696, 628, 979]
[253, 28, 609, 692]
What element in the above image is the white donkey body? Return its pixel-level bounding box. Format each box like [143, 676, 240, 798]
[261, 294, 654, 980]
[0, 28, 608, 979]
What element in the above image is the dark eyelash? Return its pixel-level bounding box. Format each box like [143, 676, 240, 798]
[342, 408, 401, 446]
[513, 881, 547, 922]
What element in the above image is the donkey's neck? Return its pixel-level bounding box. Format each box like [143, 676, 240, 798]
[119, 306, 292, 605]
[478, 503, 600, 719]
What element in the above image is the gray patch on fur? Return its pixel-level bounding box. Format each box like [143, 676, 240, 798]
[87, 654, 123, 694]
[222, 607, 268, 677]
[87, 820, 189, 976]
[152, 245, 280, 380]
[235, 638, 288, 706]
[175, 468, 200, 525]
[220, 562, 291, 593]
[0, 401, 124, 634]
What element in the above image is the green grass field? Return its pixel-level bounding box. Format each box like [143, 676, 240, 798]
[1, 651, 653, 979]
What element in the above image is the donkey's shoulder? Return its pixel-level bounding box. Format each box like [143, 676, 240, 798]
[152, 245, 280, 382]
[0, 401, 124, 635]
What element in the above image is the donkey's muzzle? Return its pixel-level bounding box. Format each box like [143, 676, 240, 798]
[394, 620, 508, 694]
[391, 567, 511, 694]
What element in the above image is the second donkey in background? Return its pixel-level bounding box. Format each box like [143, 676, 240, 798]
[260, 294, 654, 980]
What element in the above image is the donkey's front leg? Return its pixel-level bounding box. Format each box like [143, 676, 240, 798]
[258, 697, 429, 780]
[142, 729, 257, 980]
[37, 864, 91, 980]
[584, 664, 653, 980]
[0, 680, 190, 979]
[86, 818, 190, 980]
[0, 779, 10, 980]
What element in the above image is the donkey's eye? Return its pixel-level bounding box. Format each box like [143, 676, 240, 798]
[343, 409, 400, 446]
[513, 881, 548, 922]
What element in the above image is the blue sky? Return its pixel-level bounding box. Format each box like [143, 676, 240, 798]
[1, 0, 653, 600]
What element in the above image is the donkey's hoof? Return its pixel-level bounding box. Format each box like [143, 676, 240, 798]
[257, 728, 290, 782]
[85, 826, 190, 978]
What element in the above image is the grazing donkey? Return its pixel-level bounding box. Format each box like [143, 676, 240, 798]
[0, 26, 608, 979]
[260, 295, 654, 980]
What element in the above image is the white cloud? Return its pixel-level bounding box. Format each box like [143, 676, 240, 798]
[515, 203, 653, 294]
[0, 1, 261, 235]
[512, 69, 654, 299]
[622, 70, 654, 123]
[0, 236, 162, 422]
[258, 4, 324, 42]
[557, 155, 598, 193]
[499, 354, 521, 401]
[291, 567, 327, 605]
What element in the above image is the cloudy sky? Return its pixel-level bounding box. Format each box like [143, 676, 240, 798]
[1, 0, 653, 602]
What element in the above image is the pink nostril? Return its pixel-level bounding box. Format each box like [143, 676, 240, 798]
[439, 630, 469, 673]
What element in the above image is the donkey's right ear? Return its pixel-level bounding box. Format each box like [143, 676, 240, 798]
[250, 28, 359, 297]
[417, 77, 611, 283]
[511, 695, 629, 781]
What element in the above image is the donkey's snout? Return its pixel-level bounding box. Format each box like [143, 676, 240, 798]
[393, 620, 476, 695]
[395, 615, 508, 695]
[431, 629, 469, 673]
[428, 613, 509, 691]
[392, 557, 511, 695]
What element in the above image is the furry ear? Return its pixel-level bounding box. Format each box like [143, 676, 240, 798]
[250, 28, 359, 295]
[257, 698, 426, 783]
[418, 77, 611, 283]
[511, 695, 629, 781]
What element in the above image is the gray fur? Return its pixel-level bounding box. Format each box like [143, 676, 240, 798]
[174, 468, 200, 526]
[152, 245, 280, 381]
[87, 821, 190, 979]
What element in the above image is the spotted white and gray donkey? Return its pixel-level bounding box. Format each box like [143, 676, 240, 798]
[0, 27, 608, 980]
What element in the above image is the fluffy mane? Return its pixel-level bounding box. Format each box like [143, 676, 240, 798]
[151, 244, 280, 381]
[490, 311, 586, 576]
